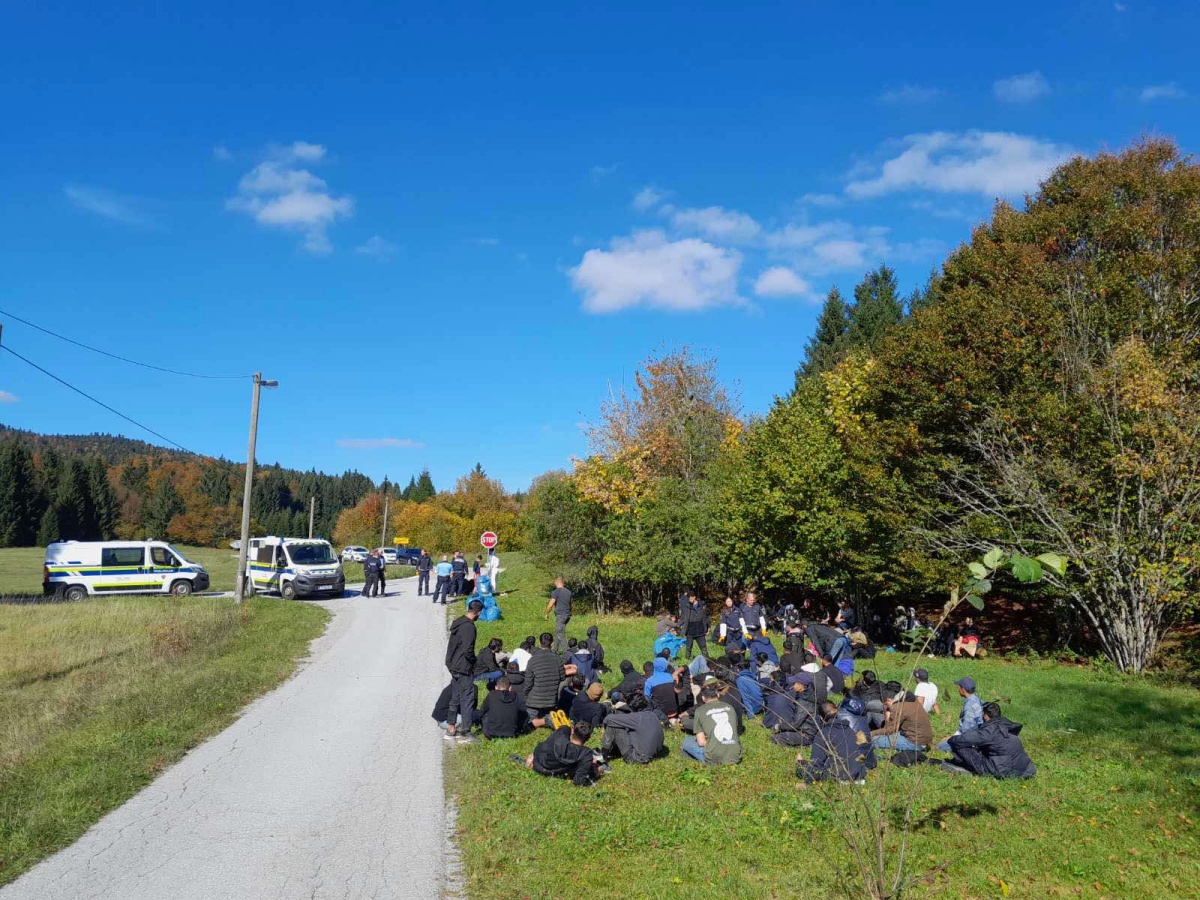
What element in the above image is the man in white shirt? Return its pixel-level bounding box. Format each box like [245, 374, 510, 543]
[509, 636, 534, 672]
[487, 550, 501, 591]
[913, 668, 941, 715]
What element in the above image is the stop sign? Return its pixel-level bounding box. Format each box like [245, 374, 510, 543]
[480, 531, 498, 549]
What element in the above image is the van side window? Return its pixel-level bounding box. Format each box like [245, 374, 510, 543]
[102, 547, 145, 567]
[151, 547, 180, 567]
[256, 546, 274, 564]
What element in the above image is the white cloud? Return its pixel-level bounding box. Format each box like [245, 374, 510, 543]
[800, 192, 841, 207]
[669, 205, 762, 243]
[846, 131, 1075, 199]
[1140, 82, 1187, 101]
[64, 185, 152, 226]
[336, 437, 424, 449]
[1114, 2, 1127, 10]
[878, 84, 944, 104]
[226, 141, 352, 255]
[355, 236, 397, 260]
[591, 163, 619, 179]
[753, 267, 812, 298]
[632, 186, 664, 211]
[994, 71, 1050, 103]
[212, 144, 233, 162]
[570, 229, 743, 313]
[0, 390, 18, 403]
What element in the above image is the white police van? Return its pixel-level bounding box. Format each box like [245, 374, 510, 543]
[44, 540, 211, 601]
[247, 536, 345, 600]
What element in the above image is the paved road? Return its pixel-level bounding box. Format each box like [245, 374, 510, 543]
[2, 576, 454, 900]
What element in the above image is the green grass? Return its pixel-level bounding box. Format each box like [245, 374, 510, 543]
[0, 594, 329, 885]
[448, 553, 1200, 900]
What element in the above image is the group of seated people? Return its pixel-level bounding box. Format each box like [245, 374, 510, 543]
[439, 607, 1033, 787]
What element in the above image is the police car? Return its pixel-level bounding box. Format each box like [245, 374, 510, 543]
[247, 536, 345, 600]
[44, 540, 211, 601]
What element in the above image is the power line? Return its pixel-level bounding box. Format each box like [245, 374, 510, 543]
[0, 307, 250, 379]
[0, 343, 196, 454]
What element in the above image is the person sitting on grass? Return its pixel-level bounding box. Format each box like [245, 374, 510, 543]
[643, 656, 673, 697]
[913, 668, 941, 715]
[476, 677, 530, 738]
[474, 637, 506, 684]
[761, 670, 795, 732]
[611, 659, 645, 700]
[600, 693, 666, 765]
[570, 681, 610, 727]
[681, 685, 742, 765]
[585, 625, 609, 673]
[796, 701, 870, 786]
[656, 611, 679, 637]
[755, 651, 780, 681]
[735, 660, 764, 717]
[503, 660, 528, 704]
[769, 672, 820, 748]
[558, 673, 586, 714]
[941, 702, 1036, 779]
[836, 696, 877, 771]
[509, 635, 535, 672]
[871, 690, 933, 754]
[515, 720, 601, 787]
[818, 654, 845, 697]
[779, 636, 806, 675]
[851, 670, 887, 728]
[567, 639, 597, 683]
[954, 617, 982, 658]
[937, 676, 984, 752]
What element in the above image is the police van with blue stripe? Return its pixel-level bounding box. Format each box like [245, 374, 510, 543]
[44, 540, 211, 601]
[247, 536, 345, 600]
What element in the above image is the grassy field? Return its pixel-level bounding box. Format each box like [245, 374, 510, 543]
[0, 545, 413, 596]
[0, 594, 329, 885]
[447, 553, 1200, 900]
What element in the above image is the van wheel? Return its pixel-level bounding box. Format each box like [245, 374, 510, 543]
[64, 584, 88, 602]
[281, 582, 297, 601]
[170, 580, 193, 597]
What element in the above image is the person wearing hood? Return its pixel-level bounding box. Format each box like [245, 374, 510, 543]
[585, 625, 608, 673]
[518, 721, 600, 786]
[600, 696, 666, 765]
[611, 660, 645, 700]
[567, 641, 597, 683]
[769, 673, 820, 748]
[747, 634, 779, 666]
[943, 702, 1036, 779]
[797, 702, 870, 784]
[761, 671, 796, 731]
[642, 656, 673, 697]
[477, 676, 530, 738]
[442, 599, 484, 744]
[735, 663, 764, 716]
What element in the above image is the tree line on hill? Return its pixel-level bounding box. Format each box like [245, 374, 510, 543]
[520, 139, 1200, 674]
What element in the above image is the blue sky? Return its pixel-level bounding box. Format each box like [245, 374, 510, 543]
[1, 0, 1197, 492]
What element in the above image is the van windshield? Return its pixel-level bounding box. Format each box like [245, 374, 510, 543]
[288, 543, 337, 565]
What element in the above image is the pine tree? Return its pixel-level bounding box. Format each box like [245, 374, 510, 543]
[0, 440, 42, 546]
[411, 469, 436, 503]
[119, 459, 149, 495]
[56, 459, 91, 540]
[37, 504, 62, 547]
[796, 286, 850, 383]
[86, 457, 120, 539]
[37, 447, 62, 501]
[401, 476, 417, 501]
[846, 264, 903, 350]
[143, 478, 184, 539]
[198, 460, 232, 505]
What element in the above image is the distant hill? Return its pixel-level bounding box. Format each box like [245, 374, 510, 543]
[0, 425, 200, 466]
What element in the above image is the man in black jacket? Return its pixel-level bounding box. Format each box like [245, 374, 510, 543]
[524, 632, 575, 723]
[681, 591, 709, 659]
[477, 677, 530, 738]
[570, 681, 610, 726]
[797, 702, 869, 784]
[943, 702, 1037, 779]
[417, 549, 432, 596]
[443, 599, 484, 744]
[519, 721, 599, 786]
[610, 660, 645, 700]
[362, 550, 381, 598]
[601, 705, 666, 765]
[450, 551, 468, 598]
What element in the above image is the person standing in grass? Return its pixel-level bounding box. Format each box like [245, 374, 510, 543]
[681, 591, 709, 659]
[681, 685, 742, 765]
[544, 576, 573, 655]
[487, 550, 501, 592]
[443, 599, 484, 745]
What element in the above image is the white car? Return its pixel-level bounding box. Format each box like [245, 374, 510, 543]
[341, 545, 368, 563]
[375, 548, 400, 565]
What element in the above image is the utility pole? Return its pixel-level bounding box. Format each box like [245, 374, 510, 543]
[308, 495, 315, 539]
[234, 373, 278, 604]
[379, 495, 389, 551]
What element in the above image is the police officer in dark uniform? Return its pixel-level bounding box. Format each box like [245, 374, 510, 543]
[450, 551, 468, 598]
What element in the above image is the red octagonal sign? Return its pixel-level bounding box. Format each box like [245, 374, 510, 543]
[480, 531, 499, 549]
